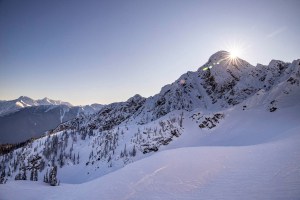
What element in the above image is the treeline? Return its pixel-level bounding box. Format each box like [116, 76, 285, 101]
[0, 139, 34, 155]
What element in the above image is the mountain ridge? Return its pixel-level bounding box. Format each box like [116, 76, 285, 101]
[0, 97, 104, 144]
[0, 96, 73, 117]
[52, 51, 299, 134]
[0, 51, 299, 192]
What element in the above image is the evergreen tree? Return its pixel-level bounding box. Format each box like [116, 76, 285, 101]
[59, 153, 64, 168]
[15, 172, 22, 180]
[43, 174, 46, 182]
[124, 144, 128, 157]
[39, 159, 45, 172]
[49, 166, 58, 186]
[22, 167, 27, 180]
[179, 112, 184, 127]
[33, 169, 38, 181]
[107, 155, 111, 162]
[132, 145, 136, 157]
[28, 154, 41, 181]
[44, 169, 49, 183]
[73, 153, 76, 165]
[0, 169, 6, 184]
[30, 168, 34, 181]
[7, 168, 11, 177]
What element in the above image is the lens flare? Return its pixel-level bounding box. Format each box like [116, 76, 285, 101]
[224, 40, 247, 66]
[229, 49, 240, 59]
[201, 40, 248, 71]
[227, 48, 241, 65]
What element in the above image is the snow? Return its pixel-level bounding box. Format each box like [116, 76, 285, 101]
[36, 97, 73, 107]
[0, 96, 73, 116]
[1, 101, 300, 199]
[15, 102, 24, 108]
[0, 52, 299, 199]
[1, 123, 299, 200]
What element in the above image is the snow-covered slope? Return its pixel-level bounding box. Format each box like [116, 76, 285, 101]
[0, 51, 299, 199]
[1, 98, 300, 200]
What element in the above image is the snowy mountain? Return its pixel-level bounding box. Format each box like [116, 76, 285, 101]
[0, 96, 72, 117]
[0, 51, 299, 199]
[35, 97, 73, 107]
[0, 97, 104, 144]
[53, 51, 299, 131]
[77, 104, 104, 115]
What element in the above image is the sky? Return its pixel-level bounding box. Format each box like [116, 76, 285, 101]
[0, 0, 299, 105]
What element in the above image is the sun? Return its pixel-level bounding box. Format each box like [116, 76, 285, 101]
[229, 48, 240, 59]
[225, 39, 248, 60]
[224, 40, 247, 65]
[226, 48, 241, 65]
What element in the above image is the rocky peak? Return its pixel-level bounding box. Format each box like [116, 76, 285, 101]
[127, 94, 145, 103]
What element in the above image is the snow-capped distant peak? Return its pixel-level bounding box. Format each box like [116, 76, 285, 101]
[37, 97, 54, 105]
[44, 97, 51, 103]
[17, 96, 33, 101]
[36, 97, 73, 107]
[0, 97, 73, 116]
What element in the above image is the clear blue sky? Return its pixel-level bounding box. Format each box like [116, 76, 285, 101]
[1, 0, 299, 105]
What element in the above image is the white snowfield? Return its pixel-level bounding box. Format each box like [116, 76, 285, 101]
[1, 103, 300, 200]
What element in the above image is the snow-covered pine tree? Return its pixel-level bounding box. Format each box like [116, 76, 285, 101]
[33, 168, 38, 181]
[7, 167, 11, 177]
[15, 172, 22, 180]
[49, 165, 58, 186]
[124, 144, 128, 157]
[0, 169, 6, 184]
[73, 153, 76, 165]
[28, 154, 42, 181]
[44, 169, 49, 183]
[132, 145, 136, 157]
[21, 166, 27, 180]
[179, 112, 184, 127]
[30, 168, 34, 181]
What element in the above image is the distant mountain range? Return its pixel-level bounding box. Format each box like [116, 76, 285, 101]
[0, 96, 103, 144]
[0, 96, 72, 117]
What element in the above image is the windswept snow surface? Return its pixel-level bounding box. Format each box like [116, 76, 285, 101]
[1, 104, 300, 200]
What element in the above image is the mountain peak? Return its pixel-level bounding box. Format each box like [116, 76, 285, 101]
[36, 97, 73, 107]
[199, 50, 252, 72]
[17, 96, 33, 101]
[208, 50, 230, 62]
[40, 97, 50, 103]
[127, 94, 144, 103]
